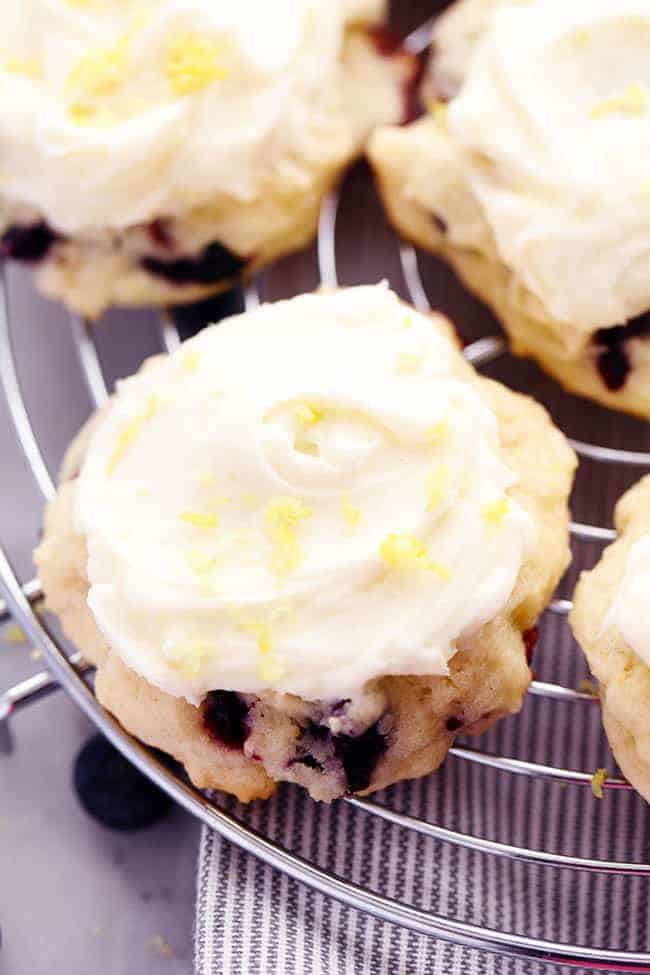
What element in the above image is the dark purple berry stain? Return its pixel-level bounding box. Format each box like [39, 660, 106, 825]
[141, 239, 246, 286]
[202, 690, 250, 749]
[366, 26, 424, 125]
[523, 626, 538, 665]
[73, 733, 172, 831]
[445, 715, 464, 732]
[293, 717, 388, 794]
[333, 721, 387, 794]
[1, 222, 59, 263]
[147, 217, 175, 250]
[593, 311, 650, 391]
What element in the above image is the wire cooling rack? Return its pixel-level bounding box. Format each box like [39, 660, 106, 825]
[2, 22, 650, 972]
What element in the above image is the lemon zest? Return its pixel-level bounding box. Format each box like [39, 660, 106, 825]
[591, 83, 650, 119]
[67, 33, 130, 99]
[427, 99, 448, 124]
[165, 637, 218, 678]
[181, 350, 201, 372]
[106, 394, 158, 474]
[179, 510, 219, 529]
[482, 497, 511, 526]
[380, 533, 450, 580]
[396, 352, 424, 374]
[426, 465, 448, 511]
[166, 32, 230, 95]
[591, 768, 608, 799]
[264, 497, 312, 575]
[4, 623, 26, 644]
[5, 58, 42, 79]
[293, 403, 324, 426]
[426, 420, 449, 444]
[341, 492, 362, 530]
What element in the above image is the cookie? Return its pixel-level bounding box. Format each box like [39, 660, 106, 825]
[35, 285, 575, 802]
[571, 477, 650, 803]
[368, 0, 650, 417]
[0, 0, 416, 318]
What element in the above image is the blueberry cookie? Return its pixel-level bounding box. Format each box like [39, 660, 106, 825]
[368, 0, 650, 417]
[571, 478, 650, 803]
[0, 0, 415, 318]
[35, 285, 575, 802]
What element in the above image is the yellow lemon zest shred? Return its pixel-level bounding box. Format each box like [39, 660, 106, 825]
[591, 768, 608, 799]
[341, 492, 362, 530]
[426, 420, 449, 444]
[293, 403, 324, 426]
[5, 58, 43, 79]
[179, 510, 219, 529]
[181, 350, 201, 372]
[379, 533, 450, 580]
[165, 637, 218, 678]
[67, 33, 130, 99]
[264, 497, 312, 576]
[396, 352, 424, 374]
[106, 394, 158, 474]
[427, 98, 448, 124]
[426, 464, 448, 511]
[591, 82, 650, 119]
[482, 497, 511, 526]
[166, 32, 230, 95]
[4, 623, 26, 644]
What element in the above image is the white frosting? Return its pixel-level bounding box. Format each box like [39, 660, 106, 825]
[0, 0, 377, 235]
[441, 0, 650, 331]
[75, 285, 534, 705]
[605, 534, 650, 667]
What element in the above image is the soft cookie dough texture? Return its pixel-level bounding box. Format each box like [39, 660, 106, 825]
[369, 0, 650, 416]
[572, 478, 650, 803]
[36, 285, 575, 802]
[0, 0, 413, 317]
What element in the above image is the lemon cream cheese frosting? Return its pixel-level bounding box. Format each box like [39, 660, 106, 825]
[0, 0, 413, 315]
[443, 0, 650, 333]
[73, 285, 534, 706]
[605, 535, 650, 668]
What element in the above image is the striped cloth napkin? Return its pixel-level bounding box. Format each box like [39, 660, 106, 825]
[194, 561, 650, 974]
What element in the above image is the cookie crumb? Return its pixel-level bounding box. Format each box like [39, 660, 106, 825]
[591, 767, 608, 799]
[146, 934, 174, 958]
[4, 623, 26, 644]
[577, 678, 598, 697]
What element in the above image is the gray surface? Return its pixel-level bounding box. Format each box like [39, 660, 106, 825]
[0, 268, 198, 975]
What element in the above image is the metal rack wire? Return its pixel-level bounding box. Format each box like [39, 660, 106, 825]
[3, 23, 650, 969]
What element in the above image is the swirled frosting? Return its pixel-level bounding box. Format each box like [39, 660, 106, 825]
[75, 285, 534, 704]
[440, 0, 650, 331]
[0, 0, 382, 235]
[605, 534, 650, 667]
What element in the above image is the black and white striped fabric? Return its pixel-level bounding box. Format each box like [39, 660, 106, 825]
[195, 463, 650, 974]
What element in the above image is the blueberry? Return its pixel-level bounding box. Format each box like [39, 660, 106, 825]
[593, 312, 650, 391]
[1, 222, 59, 262]
[201, 691, 250, 749]
[73, 734, 173, 831]
[334, 722, 388, 794]
[596, 345, 630, 392]
[523, 626, 538, 665]
[446, 715, 464, 732]
[293, 712, 388, 794]
[141, 240, 246, 286]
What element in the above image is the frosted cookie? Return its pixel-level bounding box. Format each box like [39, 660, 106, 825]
[368, 0, 650, 417]
[0, 0, 415, 318]
[35, 284, 575, 802]
[571, 478, 650, 802]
